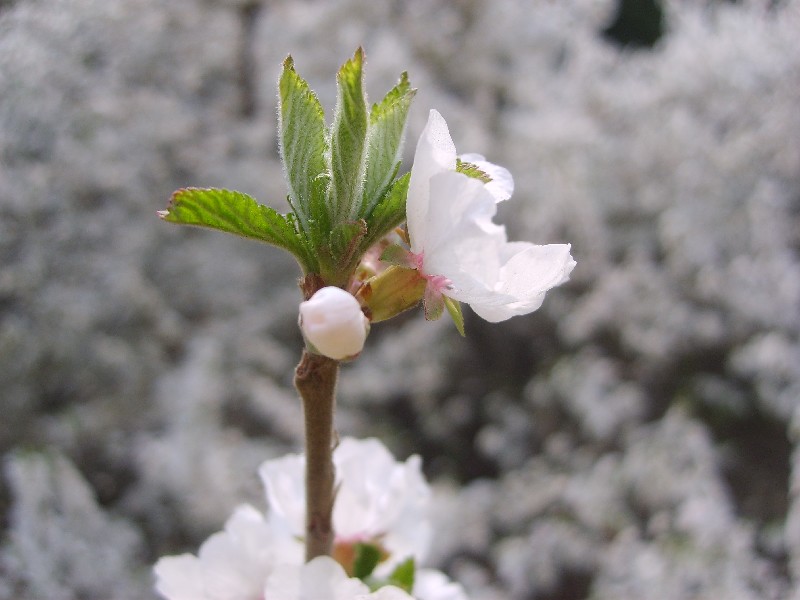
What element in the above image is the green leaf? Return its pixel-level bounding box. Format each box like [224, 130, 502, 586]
[387, 557, 415, 593]
[329, 48, 369, 225]
[306, 171, 333, 253]
[159, 187, 316, 271]
[444, 296, 466, 336]
[278, 56, 328, 236]
[327, 219, 367, 277]
[362, 72, 416, 214]
[352, 543, 383, 580]
[456, 158, 492, 184]
[361, 172, 409, 253]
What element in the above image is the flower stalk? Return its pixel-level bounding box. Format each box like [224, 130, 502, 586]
[294, 349, 339, 561]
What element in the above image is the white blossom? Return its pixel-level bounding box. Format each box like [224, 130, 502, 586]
[406, 109, 576, 322]
[414, 569, 469, 600]
[299, 286, 370, 360]
[262, 557, 461, 600]
[262, 556, 373, 600]
[154, 504, 292, 600]
[260, 437, 431, 568]
[154, 439, 466, 600]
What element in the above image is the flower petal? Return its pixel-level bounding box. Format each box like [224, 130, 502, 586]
[155, 504, 284, 600]
[361, 586, 416, 600]
[496, 242, 576, 298]
[414, 569, 470, 600]
[260, 453, 306, 539]
[332, 438, 431, 567]
[421, 171, 505, 266]
[459, 152, 514, 202]
[263, 556, 369, 599]
[407, 110, 457, 254]
[154, 555, 206, 600]
[468, 243, 576, 322]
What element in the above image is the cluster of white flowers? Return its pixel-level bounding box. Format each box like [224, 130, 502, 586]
[154, 438, 467, 600]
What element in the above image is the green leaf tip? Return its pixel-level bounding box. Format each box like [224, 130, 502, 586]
[362, 71, 416, 215]
[279, 55, 328, 239]
[369, 71, 415, 124]
[330, 47, 369, 225]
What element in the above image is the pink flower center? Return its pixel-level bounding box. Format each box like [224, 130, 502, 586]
[410, 251, 453, 293]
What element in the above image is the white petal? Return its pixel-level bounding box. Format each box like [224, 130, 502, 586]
[407, 110, 457, 254]
[422, 171, 504, 266]
[260, 453, 306, 538]
[469, 294, 546, 322]
[360, 586, 416, 600]
[260, 438, 432, 568]
[332, 438, 431, 567]
[264, 556, 369, 600]
[496, 243, 576, 298]
[154, 554, 206, 600]
[197, 534, 261, 599]
[459, 152, 514, 202]
[414, 569, 470, 600]
[421, 172, 575, 322]
[468, 243, 576, 322]
[154, 504, 283, 600]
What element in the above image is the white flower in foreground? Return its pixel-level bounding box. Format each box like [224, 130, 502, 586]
[261, 437, 431, 569]
[263, 556, 371, 599]
[263, 557, 463, 600]
[406, 109, 576, 322]
[154, 504, 291, 600]
[154, 440, 468, 600]
[299, 286, 370, 360]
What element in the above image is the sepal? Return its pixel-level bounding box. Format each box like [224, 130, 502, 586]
[443, 296, 466, 336]
[423, 286, 444, 321]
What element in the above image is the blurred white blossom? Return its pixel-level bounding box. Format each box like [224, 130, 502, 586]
[155, 438, 466, 600]
[154, 505, 293, 600]
[261, 437, 431, 568]
[262, 556, 376, 599]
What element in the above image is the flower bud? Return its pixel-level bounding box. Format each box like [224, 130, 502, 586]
[299, 287, 370, 360]
[356, 265, 427, 323]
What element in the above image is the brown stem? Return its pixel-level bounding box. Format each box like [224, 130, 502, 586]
[294, 349, 339, 561]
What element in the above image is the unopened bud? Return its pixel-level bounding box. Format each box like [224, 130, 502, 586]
[356, 265, 426, 323]
[299, 287, 370, 360]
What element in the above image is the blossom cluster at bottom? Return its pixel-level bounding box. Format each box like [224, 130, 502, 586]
[154, 438, 468, 600]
